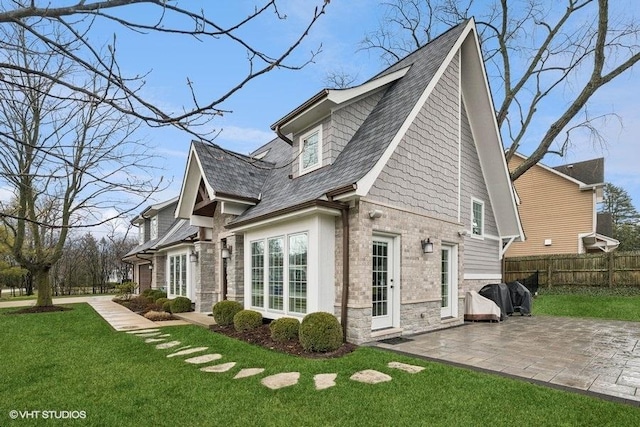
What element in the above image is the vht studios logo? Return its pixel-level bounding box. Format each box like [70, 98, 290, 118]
[9, 410, 87, 420]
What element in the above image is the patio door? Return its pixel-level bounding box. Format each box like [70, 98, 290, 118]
[372, 236, 396, 330]
[441, 244, 458, 318]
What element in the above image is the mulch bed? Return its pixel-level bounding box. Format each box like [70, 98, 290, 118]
[210, 323, 358, 359]
[7, 306, 72, 315]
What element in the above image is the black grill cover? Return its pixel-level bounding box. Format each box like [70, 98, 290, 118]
[506, 281, 532, 315]
[478, 283, 514, 320]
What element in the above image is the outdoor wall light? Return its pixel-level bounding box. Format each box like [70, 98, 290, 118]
[148, 263, 153, 270]
[189, 250, 199, 263]
[421, 238, 434, 254]
[368, 209, 383, 219]
[221, 245, 232, 259]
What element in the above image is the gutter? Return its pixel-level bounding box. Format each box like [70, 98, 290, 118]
[275, 124, 293, 145]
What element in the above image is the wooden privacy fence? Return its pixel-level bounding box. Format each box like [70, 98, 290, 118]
[503, 251, 640, 288]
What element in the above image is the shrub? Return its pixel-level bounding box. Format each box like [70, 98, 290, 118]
[212, 300, 243, 326]
[299, 312, 343, 352]
[233, 310, 263, 332]
[156, 297, 169, 307]
[170, 297, 192, 313]
[270, 317, 300, 342]
[115, 282, 138, 301]
[141, 288, 154, 297]
[162, 300, 173, 313]
[126, 295, 155, 313]
[149, 289, 167, 301]
[144, 310, 173, 321]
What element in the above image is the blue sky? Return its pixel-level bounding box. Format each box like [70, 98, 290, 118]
[13, 0, 639, 231]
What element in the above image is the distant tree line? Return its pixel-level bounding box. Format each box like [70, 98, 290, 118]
[600, 183, 640, 251]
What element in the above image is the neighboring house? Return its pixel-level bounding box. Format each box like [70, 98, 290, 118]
[123, 197, 199, 298]
[172, 19, 523, 344]
[506, 154, 619, 257]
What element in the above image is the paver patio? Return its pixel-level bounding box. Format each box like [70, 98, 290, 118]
[376, 315, 640, 404]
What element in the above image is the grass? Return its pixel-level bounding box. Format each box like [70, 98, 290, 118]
[533, 294, 640, 322]
[1, 304, 640, 426]
[0, 291, 115, 302]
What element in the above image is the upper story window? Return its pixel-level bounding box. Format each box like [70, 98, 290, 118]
[138, 223, 145, 245]
[150, 216, 158, 240]
[472, 199, 484, 237]
[299, 125, 322, 174]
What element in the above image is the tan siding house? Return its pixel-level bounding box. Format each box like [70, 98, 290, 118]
[506, 154, 618, 256]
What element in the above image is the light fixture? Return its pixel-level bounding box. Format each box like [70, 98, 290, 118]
[148, 263, 153, 270]
[189, 250, 199, 263]
[368, 209, 383, 219]
[221, 244, 232, 259]
[421, 238, 434, 254]
[458, 230, 469, 237]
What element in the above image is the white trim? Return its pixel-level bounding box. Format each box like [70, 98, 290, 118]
[230, 206, 341, 232]
[327, 66, 411, 104]
[298, 125, 323, 175]
[176, 145, 214, 219]
[440, 243, 459, 319]
[500, 236, 517, 259]
[464, 273, 502, 281]
[457, 51, 462, 224]
[356, 21, 475, 197]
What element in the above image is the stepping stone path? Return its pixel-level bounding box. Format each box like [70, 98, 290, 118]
[128, 330, 425, 390]
[127, 329, 160, 334]
[314, 373, 337, 390]
[261, 372, 300, 390]
[167, 347, 209, 358]
[184, 354, 222, 364]
[201, 362, 236, 373]
[388, 361, 425, 374]
[156, 341, 181, 350]
[350, 370, 392, 384]
[234, 368, 265, 379]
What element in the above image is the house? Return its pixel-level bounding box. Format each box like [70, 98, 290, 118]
[506, 154, 619, 257]
[123, 197, 199, 298]
[170, 18, 523, 344]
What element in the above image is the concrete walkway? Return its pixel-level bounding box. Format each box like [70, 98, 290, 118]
[376, 316, 640, 405]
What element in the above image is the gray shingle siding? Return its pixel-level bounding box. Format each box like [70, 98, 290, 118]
[157, 202, 177, 236]
[460, 97, 500, 274]
[369, 52, 460, 220]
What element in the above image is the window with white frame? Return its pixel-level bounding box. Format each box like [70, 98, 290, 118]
[150, 216, 158, 240]
[168, 253, 187, 297]
[299, 126, 322, 174]
[138, 223, 145, 245]
[472, 199, 484, 237]
[250, 232, 308, 315]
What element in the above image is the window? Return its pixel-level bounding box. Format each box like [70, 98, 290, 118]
[299, 126, 322, 174]
[251, 241, 264, 308]
[288, 234, 308, 313]
[472, 199, 484, 237]
[168, 253, 187, 297]
[138, 223, 145, 245]
[150, 216, 158, 240]
[250, 233, 308, 315]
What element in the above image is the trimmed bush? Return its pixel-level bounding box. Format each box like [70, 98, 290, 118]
[149, 289, 167, 301]
[212, 300, 243, 326]
[299, 312, 343, 352]
[270, 317, 300, 342]
[162, 300, 173, 313]
[141, 288, 154, 297]
[170, 297, 192, 313]
[233, 310, 263, 332]
[156, 297, 169, 308]
[144, 310, 173, 321]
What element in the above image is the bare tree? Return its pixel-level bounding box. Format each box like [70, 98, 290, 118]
[0, 1, 329, 139]
[0, 24, 161, 306]
[358, 0, 640, 180]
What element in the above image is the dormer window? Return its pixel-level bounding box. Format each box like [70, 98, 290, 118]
[299, 125, 322, 174]
[150, 216, 158, 240]
[138, 223, 145, 245]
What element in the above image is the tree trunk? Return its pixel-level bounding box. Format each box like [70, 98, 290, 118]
[34, 268, 53, 307]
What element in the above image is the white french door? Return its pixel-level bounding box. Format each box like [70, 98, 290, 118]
[372, 236, 397, 330]
[441, 244, 458, 318]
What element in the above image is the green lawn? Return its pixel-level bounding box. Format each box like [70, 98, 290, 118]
[2, 304, 640, 427]
[533, 294, 640, 322]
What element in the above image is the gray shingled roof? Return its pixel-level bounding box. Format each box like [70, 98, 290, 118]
[208, 21, 469, 225]
[156, 219, 198, 249]
[553, 158, 604, 186]
[193, 142, 274, 200]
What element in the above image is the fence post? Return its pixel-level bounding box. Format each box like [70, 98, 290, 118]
[547, 262, 552, 288]
[608, 251, 614, 288]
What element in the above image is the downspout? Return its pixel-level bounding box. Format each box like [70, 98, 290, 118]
[340, 205, 350, 342]
[275, 125, 293, 145]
